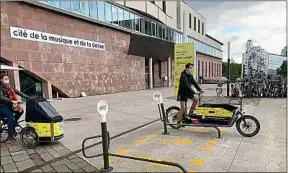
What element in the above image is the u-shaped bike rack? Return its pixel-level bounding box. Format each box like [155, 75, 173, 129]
[81, 100, 187, 173]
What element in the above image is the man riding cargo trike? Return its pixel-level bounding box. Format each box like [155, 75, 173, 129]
[163, 63, 260, 138]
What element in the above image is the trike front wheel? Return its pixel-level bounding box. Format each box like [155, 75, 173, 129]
[0, 120, 9, 143]
[20, 127, 39, 149]
[166, 106, 183, 129]
[236, 115, 260, 137]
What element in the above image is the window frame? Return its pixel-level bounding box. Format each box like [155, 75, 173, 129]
[194, 17, 196, 31]
[198, 19, 200, 33]
[189, 13, 192, 28]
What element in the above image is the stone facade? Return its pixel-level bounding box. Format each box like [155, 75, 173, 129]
[0, 2, 146, 97]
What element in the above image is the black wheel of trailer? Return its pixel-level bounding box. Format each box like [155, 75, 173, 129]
[20, 127, 39, 149]
[0, 120, 9, 143]
[236, 115, 260, 137]
[166, 106, 183, 129]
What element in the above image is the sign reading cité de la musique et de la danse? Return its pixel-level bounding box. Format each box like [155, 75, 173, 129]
[10, 26, 105, 51]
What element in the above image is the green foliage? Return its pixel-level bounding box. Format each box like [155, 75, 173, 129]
[277, 60, 287, 77]
[222, 61, 242, 82]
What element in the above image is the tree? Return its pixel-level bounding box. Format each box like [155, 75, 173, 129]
[277, 60, 287, 77]
[222, 61, 242, 82]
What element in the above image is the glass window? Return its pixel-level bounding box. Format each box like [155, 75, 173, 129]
[179, 34, 182, 43]
[162, 27, 166, 39]
[145, 20, 151, 35]
[124, 10, 131, 29]
[156, 25, 159, 38]
[97, 1, 105, 22]
[112, 6, 118, 25]
[170, 30, 173, 42]
[151, 23, 156, 36]
[135, 15, 140, 32]
[166, 29, 170, 41]
[89, 1, 97, 19]
[158, 25, 162, 39]
[60, 1, 71, 10]
[48, 0, 60, 8]
[118, 8, 124, 27]
[140, 18, 145, 33]
[130, 13, 135, 30]
[81, 1, 89, 16]
[72, 1, 80, 13]
[105, 2, 112, 23]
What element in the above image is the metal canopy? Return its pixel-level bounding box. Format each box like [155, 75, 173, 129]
[128, 33, 174, 61]
[0, 64, 25, 71]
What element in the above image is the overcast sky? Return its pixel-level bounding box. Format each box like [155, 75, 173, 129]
[188, 1, 286, 63]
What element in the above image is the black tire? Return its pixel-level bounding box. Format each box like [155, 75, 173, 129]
[0, 120, 9, 143]
[236, 115, 260, 137]
[20, 127, 39, 149]
[166, 106, 183, 129]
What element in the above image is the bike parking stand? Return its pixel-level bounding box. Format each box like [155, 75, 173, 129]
[82, 100, 187, 173]
[213, 126, 221, 138]
[153, 91, 169, 135]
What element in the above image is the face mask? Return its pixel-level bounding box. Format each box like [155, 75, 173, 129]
[3, 79, 9, 84]
[186, 68, 193, 75]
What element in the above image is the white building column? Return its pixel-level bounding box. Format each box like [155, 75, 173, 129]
[182, 10, 188, 43]
[168, 57, 172, 86]
[149, 57, 153, 89]
[42, 81, 52, 99]
[7, 62, 21, 101]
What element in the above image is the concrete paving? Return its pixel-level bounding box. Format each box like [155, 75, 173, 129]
[1, 84, 286, 172]
[76, 98, 286, 172]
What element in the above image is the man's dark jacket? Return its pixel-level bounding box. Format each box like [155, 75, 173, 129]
[177, 69, 201, 99]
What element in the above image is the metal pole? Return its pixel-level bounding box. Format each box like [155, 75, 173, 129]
[227, 42, 231, 96]
[160, 103, 169, 135]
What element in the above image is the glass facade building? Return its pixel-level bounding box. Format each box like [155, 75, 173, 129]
[268, 54, 286, 70]
[40, 0, 222, 58]
[268, 53, 286, 76]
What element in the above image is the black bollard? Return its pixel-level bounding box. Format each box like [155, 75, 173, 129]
[100, 122, 113, 172]
[160, 103, 169, 135]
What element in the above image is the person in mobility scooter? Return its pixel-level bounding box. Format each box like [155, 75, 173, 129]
[176, 63, 204, 124]
[0, 74, 30, 140]
[0, 70, 64, 149]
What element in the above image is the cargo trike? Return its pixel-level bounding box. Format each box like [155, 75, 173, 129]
[165, 92, 260, 138]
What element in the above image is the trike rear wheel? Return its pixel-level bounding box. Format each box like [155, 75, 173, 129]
[166, 106, 183, 129]
[236, 115, 260, 137]
[20, 127, 39, 149]
[0, 120, 9, 143]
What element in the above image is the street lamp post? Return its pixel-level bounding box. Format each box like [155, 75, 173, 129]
[227, 42, 231, 96]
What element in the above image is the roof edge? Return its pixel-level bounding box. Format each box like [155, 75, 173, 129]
[205, 34, 224, 45]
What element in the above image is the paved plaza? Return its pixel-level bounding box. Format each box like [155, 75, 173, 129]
[1, 85, 287, 172]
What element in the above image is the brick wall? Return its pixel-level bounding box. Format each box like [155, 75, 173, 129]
[153, 60, 169, 87]
[0, 2, 146, 97]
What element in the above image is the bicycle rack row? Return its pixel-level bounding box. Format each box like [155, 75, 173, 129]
[81, 100, 187, 173]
